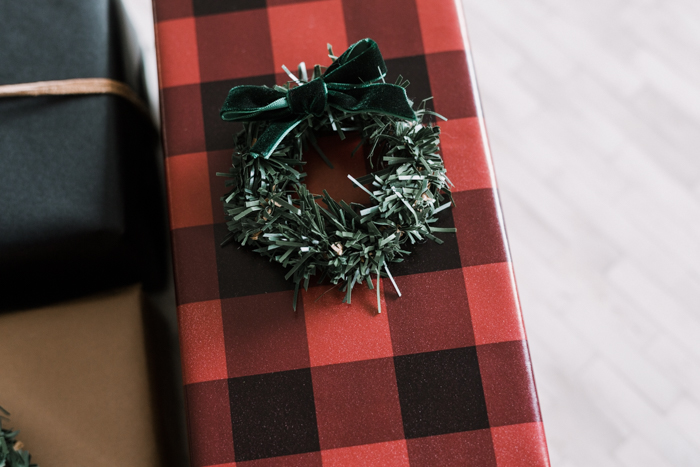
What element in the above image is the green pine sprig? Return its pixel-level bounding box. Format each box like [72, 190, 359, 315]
[1, 407, 37, 467]
[218, 66, 455, 312]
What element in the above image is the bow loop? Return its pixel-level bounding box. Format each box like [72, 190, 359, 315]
[220, 38, 417, 158]
[323, 38, 387, 84]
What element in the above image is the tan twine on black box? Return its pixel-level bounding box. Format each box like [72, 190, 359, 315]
[0, 78, 149, 115]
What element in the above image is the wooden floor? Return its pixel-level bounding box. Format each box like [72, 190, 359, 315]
[460, 0, 700, 465]
[123, 0, 700, 465]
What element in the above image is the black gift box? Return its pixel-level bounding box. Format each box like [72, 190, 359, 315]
[0, 0, 165, 306]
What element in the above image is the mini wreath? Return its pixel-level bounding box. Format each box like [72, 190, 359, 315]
[1, 406, 36, 467]
[218, 38, 455, 312]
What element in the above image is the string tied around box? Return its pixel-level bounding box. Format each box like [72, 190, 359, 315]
[0, 78, 149, 115]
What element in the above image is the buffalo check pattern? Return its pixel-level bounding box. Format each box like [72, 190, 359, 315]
[154, 0, 550, 465]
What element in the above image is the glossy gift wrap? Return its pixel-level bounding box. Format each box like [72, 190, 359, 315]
[153, 0, 550, 465]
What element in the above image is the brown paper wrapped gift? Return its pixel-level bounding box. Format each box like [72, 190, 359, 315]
[0, 285, 163, 467]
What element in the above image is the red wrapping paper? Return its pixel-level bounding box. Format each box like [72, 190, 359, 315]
[153, 0, 550, 465]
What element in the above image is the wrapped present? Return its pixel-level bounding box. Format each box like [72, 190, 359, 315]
[0, 0, 165, 307]
[0, 285, 163, 467]
[153, 0, 550, 465]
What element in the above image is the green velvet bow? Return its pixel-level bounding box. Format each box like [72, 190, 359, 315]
[220, 38, 417, 158]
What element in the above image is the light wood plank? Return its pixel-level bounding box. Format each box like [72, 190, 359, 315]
[462, 0, 700, 464]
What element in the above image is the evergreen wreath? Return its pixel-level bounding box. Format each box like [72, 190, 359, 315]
[218, 39, 455, 312]
[1, 406, 36, 467]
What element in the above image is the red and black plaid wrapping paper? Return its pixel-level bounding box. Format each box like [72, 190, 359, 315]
[153, 0, 550, 465]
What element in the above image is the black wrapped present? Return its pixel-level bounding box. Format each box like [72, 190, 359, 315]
[0, 0, 165, 307]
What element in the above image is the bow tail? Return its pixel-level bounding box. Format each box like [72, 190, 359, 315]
[251, 118, 305, 159]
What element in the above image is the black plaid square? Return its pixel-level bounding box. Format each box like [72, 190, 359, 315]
[389, 208, 461, 277]
[213, 223, 294, 299]
[201, 75, 277, 152]
[193, 0, 267, 17]
[394, 347, 490, 439]
[228, 368, 321, 461]
[384, 55, 433, 111]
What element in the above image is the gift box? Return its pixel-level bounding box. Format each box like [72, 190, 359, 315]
[0, 0, 165, 307]
[0, 285, 164, 467]
[153, 0, 550, 465]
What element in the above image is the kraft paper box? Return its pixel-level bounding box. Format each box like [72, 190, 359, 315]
[153, 0, 550, 465]
[0, 285, 165, 467]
